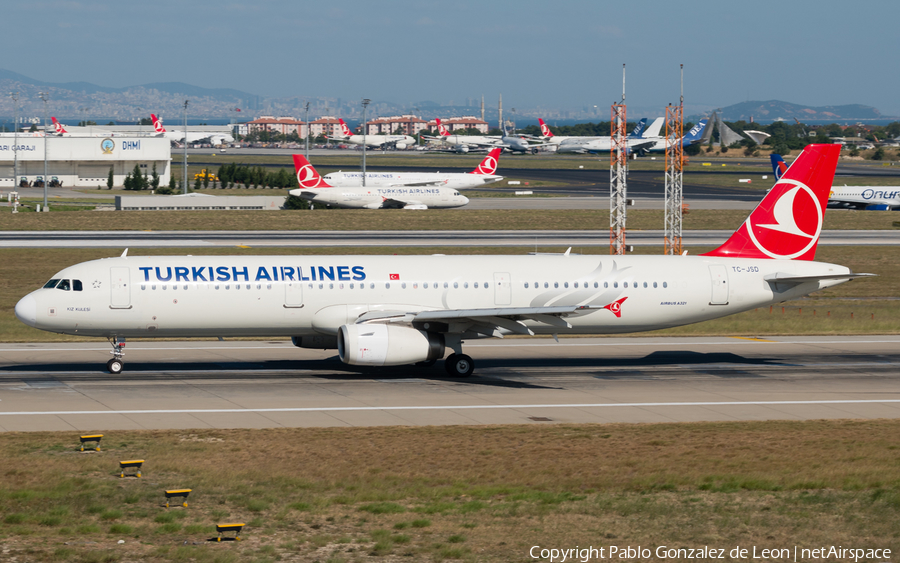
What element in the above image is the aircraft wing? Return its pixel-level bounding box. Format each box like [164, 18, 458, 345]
[357, 305, 601, 336]
[388, 179, 449, 187]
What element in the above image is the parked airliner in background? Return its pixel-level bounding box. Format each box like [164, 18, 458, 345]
[535, 117, 650, 146]
[557, 118, 707, 154]
[321, 147, 503, 189]
[424, 118, 549, 154]
[327, 118, 416, 150]
[289, 154, 470, 210]
[15, 144, 870, 377]
[422, 118, 504, 153]
[151, 114, 234, 146]
[772, 154, 899, 210]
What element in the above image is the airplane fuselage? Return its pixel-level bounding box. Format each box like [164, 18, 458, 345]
[828, 186, 900, 209]
[323, 171, 502, 190]
[16, 254, 850, 340]
[290, 186, 469, 209]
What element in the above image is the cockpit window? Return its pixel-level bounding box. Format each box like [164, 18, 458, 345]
[73, 280, 83, 292]
[43, 279, 60, 289]
[56, 279, 71, 291]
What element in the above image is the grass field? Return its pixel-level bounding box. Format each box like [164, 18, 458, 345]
[0, 421, 897, 562]
[2, 246, 896, 343]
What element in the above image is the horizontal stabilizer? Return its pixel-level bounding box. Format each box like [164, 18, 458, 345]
[763, 272, 876, 284]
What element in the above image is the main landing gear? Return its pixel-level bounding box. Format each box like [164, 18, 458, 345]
[444, 353, 474, 377]
[107, 336, 125, 374]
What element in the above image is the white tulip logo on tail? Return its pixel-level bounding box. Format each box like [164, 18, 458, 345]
[539, 119, 553, 137]
[296, 165, 320, 188]
[475, 156, 497, 175]
[746, 179, 822, 259]
[151, 115, 166, 133]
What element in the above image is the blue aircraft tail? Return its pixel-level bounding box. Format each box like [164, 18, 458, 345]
[770, 154, 788, 180]
[627, 118, 648, 138]
[680, 119, 707, 146]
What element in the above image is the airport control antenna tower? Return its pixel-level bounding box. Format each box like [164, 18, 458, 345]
[664, 65, 685, 255]
[498, 93, 503, 133]
[610, 64, 628, 255]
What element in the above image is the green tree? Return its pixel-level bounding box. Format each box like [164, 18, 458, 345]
[150, 163, 160, 191]
[29, 123, 38, 132]
[194, 176, 202, 191]
[871, 147, 885, 161]
[122, 170, 133, 191]
[107, 166, 114, 190]
[283, 195, 310, 209]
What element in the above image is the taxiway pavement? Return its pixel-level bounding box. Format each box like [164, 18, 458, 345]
[0, 336, 897, 431]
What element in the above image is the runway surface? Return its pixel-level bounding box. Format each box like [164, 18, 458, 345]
[1, 336, 897, 431]
[0, 229, 895, 248]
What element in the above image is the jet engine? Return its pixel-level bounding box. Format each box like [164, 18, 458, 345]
[395, 143, 408, 150]
[338, 324, 444, 366]
[453, 145, 469, 154]
[402, 204, 428, 210]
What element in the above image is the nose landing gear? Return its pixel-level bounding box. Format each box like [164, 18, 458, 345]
[107, 336, 125, 374]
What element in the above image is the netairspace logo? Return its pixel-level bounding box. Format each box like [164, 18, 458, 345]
[528, 545, 892, 563]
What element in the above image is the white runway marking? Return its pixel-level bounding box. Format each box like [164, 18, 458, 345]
[2, 399, 899, 416]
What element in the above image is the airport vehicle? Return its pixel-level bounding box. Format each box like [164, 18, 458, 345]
[772, 154, 899, 210]
[289, 154, 470, 210]
[15, 145, 869, 376]
[151, 114, 235, 146]
[194, 169, 219, 182]
[326, 119, 416, 150]
[322, 147, 503, 189]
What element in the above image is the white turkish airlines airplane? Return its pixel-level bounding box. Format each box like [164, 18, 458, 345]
[321, 147, 504, 189]
[422, 118, 505, 153]
[327, 118, 416, 149]
[151, 114, 234, 145]
[289, 154, 471, 209]
[15, 144, 870, 377]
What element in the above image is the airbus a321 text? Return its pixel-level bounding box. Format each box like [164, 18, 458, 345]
[15, 145, 871, 376]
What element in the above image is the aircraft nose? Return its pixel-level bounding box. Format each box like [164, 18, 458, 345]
[460, 195, 469, 205]
[15, 294, 37, 327]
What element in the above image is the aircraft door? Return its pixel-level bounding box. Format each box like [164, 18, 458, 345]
[284, 280, 304, 308]
[708, 265, 729, 305]
[110, 267, 131, 309]
[493, 272, 511, 306]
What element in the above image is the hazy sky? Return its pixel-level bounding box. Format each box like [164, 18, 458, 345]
[5, 0, 899, 115]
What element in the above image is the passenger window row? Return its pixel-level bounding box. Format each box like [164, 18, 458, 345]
[525, 281, 668, 289]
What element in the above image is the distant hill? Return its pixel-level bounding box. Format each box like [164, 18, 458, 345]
[718, 100, 886, 123]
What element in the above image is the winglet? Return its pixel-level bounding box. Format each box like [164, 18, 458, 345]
[291, 155, 333, 188]
[702, 144, 840, 261]
[471, 148, 502, 175]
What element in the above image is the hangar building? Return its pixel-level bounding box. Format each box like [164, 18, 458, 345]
[0, 136, 171, 189]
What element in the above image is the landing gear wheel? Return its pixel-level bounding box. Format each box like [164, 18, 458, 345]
[107, 358, 123, 374]
[444, 354, 474, 377]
